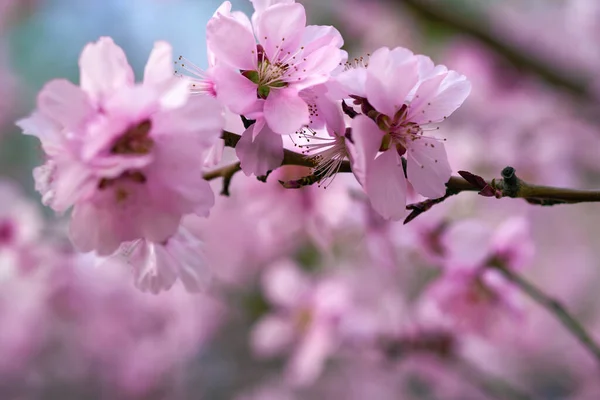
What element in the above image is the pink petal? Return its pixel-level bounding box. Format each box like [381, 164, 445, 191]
[250, 0, 295, 15]
[203, 139, 225, 168]
[441, 220, 493, 271]
[262, 260, 310, 309]
[264, 88, 309, 134]
[406, 72, 447, 120]
[366, 150, 407, 221]
[334, 67, 367, 98]
[365, 47, 419, 117]
[152, 94, 224, 148]
[79, 37, 134, 103]
[257, 3, 306, 62]
[16, 112, 64, 156]
[409, 71, 471, 124]
[143, 41, 191, 109]
[406, 138, 452, 198]
[286, 324, 333, 387]
[51, 160, 97, 213]
[167, 227, 212, 292]
[122, 239, 179, 294]
[288, 45, 343, 91]
[206, 11, 257, 70]
[347, 115, 384, 187]
[144, 41, 175, 86]
[492, 217, 534, 270]
[311, 87, 345, 135]
[212, 65, 260, 115]
[301, 25, 344, 55]
[250, 314, 296, 358]
[37, 79, 92, 131]
[69, 203, 124, 255]
[236, 121, 284, 176]
[191, 179, 216, 217]
[138, 207, 182, 244]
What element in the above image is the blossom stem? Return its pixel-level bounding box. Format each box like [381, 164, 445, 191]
[203, 162, 241, 196]
[492, 264, 600, 365]
[219, 131, 600, 206]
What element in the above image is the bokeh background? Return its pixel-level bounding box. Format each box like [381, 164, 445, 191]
[2, 0, 600, 399]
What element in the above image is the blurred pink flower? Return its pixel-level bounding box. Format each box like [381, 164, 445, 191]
[336, 47, 470, 220]
[18, 37, 224, 255]
[250, 260, 350, 387]
[107, 215, 212, 294]
[0, 245, 226, 398]
[421, 218, 533, 337]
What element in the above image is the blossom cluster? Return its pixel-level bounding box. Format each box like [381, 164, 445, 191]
[16, 0, 470, 293]
[3, 0, 600, 398]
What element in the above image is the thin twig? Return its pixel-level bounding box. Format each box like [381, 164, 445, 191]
[220, 130, 600, 212]
[203, 161, 241, 196]
[493, 265, 600, 365]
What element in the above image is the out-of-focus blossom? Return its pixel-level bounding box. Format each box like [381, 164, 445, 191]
[0, 246, 226, 399]
[336, 47, 470, 220]
[0, 180, 44, 278]
[17, 37, 224, 255]
[107, 215, 211, 294]
[250, 260, 350, 387]
[421, 217, 534, 337]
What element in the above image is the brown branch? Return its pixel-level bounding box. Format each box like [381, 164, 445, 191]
[217, 131, 600, 215]
[395, 0, 593, 101]
[203, 161, 241, 196]
[492, 264, 600, 365]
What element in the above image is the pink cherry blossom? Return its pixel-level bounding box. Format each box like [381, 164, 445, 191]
[422, 218, 533, 337]
[338, 47, 471, 220]
[0, 245, 226, 398]
[17, 37, 224, 255]
[207, 1, 344, 175]
[250, 260, 350, 387]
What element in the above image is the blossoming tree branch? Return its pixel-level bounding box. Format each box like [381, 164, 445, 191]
[12, 0, 600, 395]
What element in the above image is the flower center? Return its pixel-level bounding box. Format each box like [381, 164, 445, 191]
[99, 120, 153, 202]
[296, 129, 349, 188]
[111, 119, 154, 155]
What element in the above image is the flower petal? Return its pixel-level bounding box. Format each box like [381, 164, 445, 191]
[264, 88, 309, 134]
[144, 41, 175, 86]
[262, 260, 310, 308]
[347, 115, 384, 187]
[365, 47, 419, 117]
[212, 66, 260, 115]
[251, 315, 296, 358]
[37, 79, 92, 131]
[207, 10, 257, 70]
[406, 138, 452, 198]
[79, 37, 134, 103]
[366, 150, 407, 221]
[333, 67, 367, 98]
[409, 71, 471, 124]
[258, 3, 306, 62]
[236, 121, 284, 176]
[286, 324, 333, 387]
